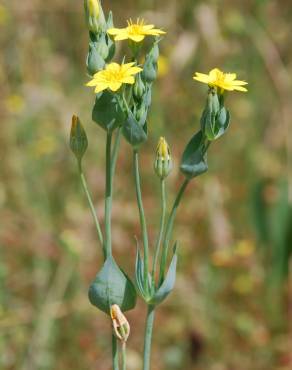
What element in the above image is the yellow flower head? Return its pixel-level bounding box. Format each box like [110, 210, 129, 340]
[86, 62, 142, 94]
[193, 68, 248, 92]
[108, 18, 166, 43]
[156, 137, 171, 161]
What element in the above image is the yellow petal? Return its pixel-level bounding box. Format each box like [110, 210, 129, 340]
[193, 73, 210, 84]
[107, 27, 122, 35]
[94, 83, 109, 93]
[86, 79, 98, 87]
[126, 66, 143, 75]
[114, 32, 131, 41]
[233, 85, 248, 92]
[144, 28, 166, 35]
[108, 81, 122, 91]
[129, 34, 145, 42]
[121, 76, 135, 84]
[230, 80, 248, 86]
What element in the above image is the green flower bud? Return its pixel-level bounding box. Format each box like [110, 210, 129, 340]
[70, 115, 88, 163]
[86, 43, 105, 75]
[84, 0, 106, 34]
[200, 88, 221, 141]
[133, 73, 145, 100]
[154, 137, 173, 179]
[142, 42, 160, 83]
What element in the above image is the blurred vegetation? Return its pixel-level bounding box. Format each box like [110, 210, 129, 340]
[0, 0, 291, 369]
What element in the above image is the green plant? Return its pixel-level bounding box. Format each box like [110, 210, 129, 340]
[69, 1, 248, 369]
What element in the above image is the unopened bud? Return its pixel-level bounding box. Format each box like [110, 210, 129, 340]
[154, 137, 173, 179]
[70, 115, 88, 163]
[142, 42, 160, 83]
[133, 73, 145, 100]
[87, 43, 105, 75]
[84, 0, 106, 34]
[110, 305, 130, 343]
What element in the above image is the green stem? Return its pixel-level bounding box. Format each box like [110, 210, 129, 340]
[143, 305, 155, 370]
[111, 127, 122, 179]
[133, 150, 149, 293]
[112, 335, 119, 370]
[78, 162, 105, 257]
[105, 131, 113, 258]
[121, 342, 126, 370]
[159, 179, 190, 282]
[151, 179, 166, 285]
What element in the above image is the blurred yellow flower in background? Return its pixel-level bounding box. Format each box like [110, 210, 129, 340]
[193, 68, 248, 92]
[86, 62, 142, 93]
[108, 19, 166, 43]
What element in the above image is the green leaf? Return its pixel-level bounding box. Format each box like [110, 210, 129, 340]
[180, 130, 208, 179]
[92, 91, 125, 132]
[88, 256, 137, 315]
[122, 109, 148, 148]
[149, 244, 178, 306]
[135, 244, 148, 299]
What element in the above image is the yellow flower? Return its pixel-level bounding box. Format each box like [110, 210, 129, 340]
[193, 68, 248, 92]
[86, 62, 142, 94]
[108, 18, 166, 43]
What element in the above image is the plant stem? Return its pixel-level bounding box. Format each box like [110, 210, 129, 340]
[111, 127, 122, 179]
[133, 150, 149, 293]
[151, 179, 166, 285]
[78, 162, 105, 257]
[159, 179, 190, 282]
[121, 342, 127, 370]
[143, 305, 155, 370]
[112, 335, 119, 370]
[105, 131, 113, 258]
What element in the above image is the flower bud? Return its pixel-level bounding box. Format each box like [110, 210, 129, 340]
[142, 42, 160, 83]
[133, 73, 145, 100]
[86, 43, 105, 75]
[200, 88, 221, 141]
[84, 0, 106, 34]
[70, 115, 88, 163]
[154, 137, 173, 179]
[110, 305, 130, 343]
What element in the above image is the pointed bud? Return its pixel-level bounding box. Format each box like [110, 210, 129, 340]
[142, 42, 160, 83]
[154, 137, 173, 179]
[133, 73, 145, 100]
[86, 43, 105, 75]
[84, 0, 106, 34]
[70, 115, 88, 163]
[110, 305, 130, 343]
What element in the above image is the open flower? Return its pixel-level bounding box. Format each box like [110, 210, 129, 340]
[193, 68, 248, 92]
[86, 62, 142, 93]
[108, 18, 166, 43]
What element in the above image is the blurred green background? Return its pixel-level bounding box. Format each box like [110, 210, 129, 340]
[1, 0, 292, 369]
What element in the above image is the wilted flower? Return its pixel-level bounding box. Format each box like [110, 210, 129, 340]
[86, 62, 142, 93]
[110, 304, 130, 343]
[108, 18, 165, 43]
[193, 68, 248, 92]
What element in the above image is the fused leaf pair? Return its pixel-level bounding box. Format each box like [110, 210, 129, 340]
[88, 256, 137, 315]
[135, 243, 178, 306]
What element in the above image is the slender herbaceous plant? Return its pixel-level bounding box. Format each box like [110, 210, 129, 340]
[69, 1, 248, 369]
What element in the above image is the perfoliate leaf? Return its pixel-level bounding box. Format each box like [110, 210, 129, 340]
[122, 109, 148, 148]
[92, 91, 125, 132]
[180, 130, 208, 179]
[88, 256, 137, 315]
[149, 245, 178, 306]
